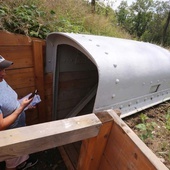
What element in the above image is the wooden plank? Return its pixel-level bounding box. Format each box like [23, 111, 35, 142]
[0, 45, 33, 69]
[0, 113, 101, 161]
[77, 111, 114, 170]
[5, 68, 35, 89]
[59, 78, 97, 90]
[66, 84, 97, 118]
[0, 31, 45, 46]
[100, 110, 168, 170]
[25, 109, 39, 125]
[0, 31, 32, 45]
[58, 146, 75, 170]
[33, 40, 46, 123]
[98, 154, 113, 170]
[59, 71, 98, 82]
[63, 143, 80, 168]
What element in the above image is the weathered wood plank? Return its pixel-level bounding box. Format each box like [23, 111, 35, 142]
[58, 146, 75, 170]
[0, 114, 101, 161]
[0, 46, 33, 69]
[59, 78, 97, 90]
[0, 31, 47, 125]
[5, 68, 35, 89]
[59, 71, 97, 82]
[33, 40, 46, 123]
[66, 84, 97, 118]
[0, 31, 32, 45]
[77, 111, 114, 170]
[99, 110, 168, 170]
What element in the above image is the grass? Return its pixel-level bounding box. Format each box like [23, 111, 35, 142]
[0, 0, 131, 39]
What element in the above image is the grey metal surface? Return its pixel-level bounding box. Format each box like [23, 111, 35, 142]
[46, 32, 170, 118]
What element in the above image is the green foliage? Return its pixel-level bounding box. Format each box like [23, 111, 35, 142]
[0, 3, 53, 38]
[116, 0, 170, 46]
[165, 108, 170, 130]
[135, 113, 157, 141]
[0, 0, 131, 39]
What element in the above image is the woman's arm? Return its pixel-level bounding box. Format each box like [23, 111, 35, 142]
[0, 97, 33, 130]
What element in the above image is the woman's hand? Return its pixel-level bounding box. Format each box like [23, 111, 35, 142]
[20, 97, 33, 110]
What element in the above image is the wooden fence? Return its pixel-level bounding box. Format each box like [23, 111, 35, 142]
[0, 31, 53, 124]
[0, 110, 168, 170]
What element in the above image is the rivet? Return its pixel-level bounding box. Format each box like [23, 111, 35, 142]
[89, 39, 92, 41]
[136, 100, 139, 104]
[115, 79, 120, 84]
[105, 52, 108, 55]
[112, 94, 116, 98]
[48, 60, 51, 63]
[96, 44, 100, 47]
[143, 82, 145, 85]
[113, 64, 117, 68]
[119, 105, 123, 109]
[150, 81, 153, 84]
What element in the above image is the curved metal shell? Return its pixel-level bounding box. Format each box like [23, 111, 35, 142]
[46, 32, 170, 118]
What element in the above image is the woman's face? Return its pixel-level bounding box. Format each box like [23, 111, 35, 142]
[0, 69, 6, 82]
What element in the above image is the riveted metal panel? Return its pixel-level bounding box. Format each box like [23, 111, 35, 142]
[46, 32, 170, 118]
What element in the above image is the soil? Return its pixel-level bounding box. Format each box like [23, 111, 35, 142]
[123, 101, 170, 169]
[0, 148, 67, 170]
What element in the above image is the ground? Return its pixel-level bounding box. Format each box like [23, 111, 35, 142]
[124, 101, 170, 169]
[0, 148, 67, 170]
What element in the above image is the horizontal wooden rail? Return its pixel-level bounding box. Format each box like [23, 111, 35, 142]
[0, 110, 168, 170]
[0, 114, 101, 161]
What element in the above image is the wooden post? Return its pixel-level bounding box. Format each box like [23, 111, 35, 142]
[33, 40, 46, 123]
[0, 114, 101, 161]
[77, 111, 114, 170]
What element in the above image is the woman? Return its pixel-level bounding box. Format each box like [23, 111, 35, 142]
[0, 55, 38, 170]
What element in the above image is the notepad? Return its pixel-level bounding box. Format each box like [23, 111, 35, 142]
[19, 93, 41, 110]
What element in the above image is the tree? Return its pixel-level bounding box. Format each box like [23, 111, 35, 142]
[129, 0, 154, 37]
[91, 0, 95, 12]
[162, 11, 170, 45]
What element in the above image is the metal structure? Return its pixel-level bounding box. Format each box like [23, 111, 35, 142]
[45, 32, 170, 118]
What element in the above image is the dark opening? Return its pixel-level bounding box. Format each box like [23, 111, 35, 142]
[53, 44, 98, 120]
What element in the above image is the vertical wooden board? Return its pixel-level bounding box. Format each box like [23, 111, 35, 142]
[78, 112, 114, 170]
[102, 134, 119, 168]
[63, 144, 80, 168]
[33, 40, 46, 123]
[88, 121, 113, 170]
[44, 73, 53, 96]
[58, 146, 75, 170]
[77, 137, 97, 170]
[98, 154, 114, 170]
